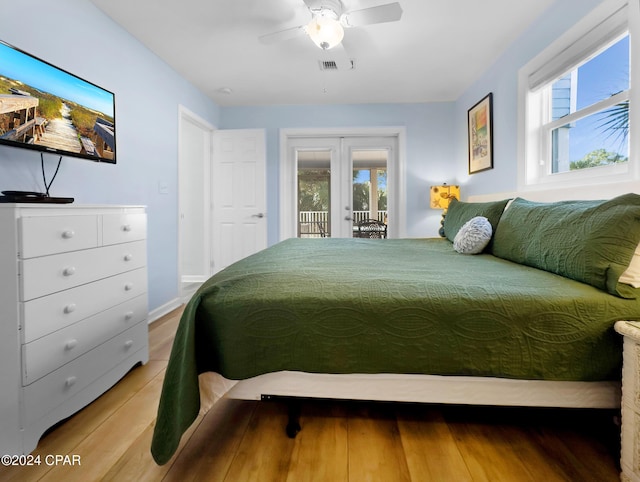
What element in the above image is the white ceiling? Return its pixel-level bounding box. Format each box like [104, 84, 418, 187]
[89, 0, 556, 106]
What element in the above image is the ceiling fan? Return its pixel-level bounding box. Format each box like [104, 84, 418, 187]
[259, 0, 403, 50]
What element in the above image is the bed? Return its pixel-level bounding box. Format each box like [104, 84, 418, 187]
[151, 194, 640, 465]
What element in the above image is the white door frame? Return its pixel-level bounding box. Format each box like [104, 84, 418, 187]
[280, 127, 407, 240]
[177, 105, 215, 300]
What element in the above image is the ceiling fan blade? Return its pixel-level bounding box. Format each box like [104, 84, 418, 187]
[341, 2, 403, 28]
[301, 0, 319, 8]
[259, 25, 306, 45]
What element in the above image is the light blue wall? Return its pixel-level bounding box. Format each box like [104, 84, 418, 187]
[0, 0, 221, 313]
[453, 0, 606, 198]
[221, 102, 455, 243]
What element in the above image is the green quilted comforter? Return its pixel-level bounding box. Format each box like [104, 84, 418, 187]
[151, 238, 640, 464]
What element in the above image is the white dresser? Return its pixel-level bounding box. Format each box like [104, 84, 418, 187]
[0, 204, 149, 455]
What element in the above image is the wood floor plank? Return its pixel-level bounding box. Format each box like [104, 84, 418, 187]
[448, 425, 531, 481]
[443, 406, 619, 482]
[480, 423, 570, 481]
[527, 410, 620, 482]
[162, 398, 257, 481]
[347, 402, 412, 482]
[396, 405, 473, 481]
[148, 313, 181, 361]
[286, 401, 349, 482]
[100, 420, 176, 482]
[101, 411, 206, 482]
[223, 400, 297, 481]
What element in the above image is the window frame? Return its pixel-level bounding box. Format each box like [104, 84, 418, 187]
[517, 0, 637, 191]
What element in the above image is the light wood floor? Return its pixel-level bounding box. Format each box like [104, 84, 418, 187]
[0, 307, 622, 481]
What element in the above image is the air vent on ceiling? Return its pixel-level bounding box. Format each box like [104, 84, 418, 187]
[318, 59, 355, 71]
[319, 60, 338, 70]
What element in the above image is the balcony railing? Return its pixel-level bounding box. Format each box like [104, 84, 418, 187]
[299, 210, 387, 238]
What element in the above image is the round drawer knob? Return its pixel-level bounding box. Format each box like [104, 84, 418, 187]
[124, 311, 134, 321]
[124, 282, 134, 291]
[65, 376, 77, 388]
[63, 267, 76, 277]
[61, 230, 75, 239]
[124, 340, 134, 349]
[122, 224, 132, 232]
[64, 303, 77, 314]
[65, 339, 78, 351]
[124, 254, 133, 262]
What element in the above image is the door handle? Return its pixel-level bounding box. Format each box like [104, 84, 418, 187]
[252, 213, 265, 218]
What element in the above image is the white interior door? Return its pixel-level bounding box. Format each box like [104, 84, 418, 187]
[178, 107, 212, 285]
[212, 128, 267, 274]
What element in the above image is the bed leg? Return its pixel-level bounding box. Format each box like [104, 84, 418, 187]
[286, 400, 301, 438]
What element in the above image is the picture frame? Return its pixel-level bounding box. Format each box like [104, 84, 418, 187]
[468, 93, 493, 174]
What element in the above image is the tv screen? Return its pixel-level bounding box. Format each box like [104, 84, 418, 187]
[0, 40, 116, 163]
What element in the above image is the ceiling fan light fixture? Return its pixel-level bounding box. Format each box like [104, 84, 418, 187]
[306, 9, 344, 50]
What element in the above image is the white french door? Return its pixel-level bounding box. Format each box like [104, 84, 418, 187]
[290, 137, 350, 238]
[281, 129, 402, 240]
[344, 137, 393, 233]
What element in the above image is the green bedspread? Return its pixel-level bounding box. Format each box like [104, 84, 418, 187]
[151, 238, 640, 464]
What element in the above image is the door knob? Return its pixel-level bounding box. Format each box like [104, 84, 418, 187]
[252, 213, 265, 218]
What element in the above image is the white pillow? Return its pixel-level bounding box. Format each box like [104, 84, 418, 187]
[453, 216, 492, 255]
[620, 243, 640, 288]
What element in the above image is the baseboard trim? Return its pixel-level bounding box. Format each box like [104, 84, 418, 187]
[148, 298, 182, 325]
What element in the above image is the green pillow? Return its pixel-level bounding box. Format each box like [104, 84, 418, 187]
[443, 198, 510, 246]
[492, 194, 640, 298]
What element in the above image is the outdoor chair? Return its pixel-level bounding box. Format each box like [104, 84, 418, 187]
[356, 219, 387, 239]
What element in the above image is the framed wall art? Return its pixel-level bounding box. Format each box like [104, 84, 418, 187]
[468, 93, 493, 174]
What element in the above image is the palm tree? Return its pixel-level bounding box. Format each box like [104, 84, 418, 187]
[597, 87, 629, 149]
[571, 97, 628, 171]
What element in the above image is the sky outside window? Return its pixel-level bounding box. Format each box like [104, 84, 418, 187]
[576, 35, 629, 110]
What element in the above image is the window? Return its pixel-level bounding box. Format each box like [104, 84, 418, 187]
[519, 1, 633, 188]
[548, 35, 629, 174]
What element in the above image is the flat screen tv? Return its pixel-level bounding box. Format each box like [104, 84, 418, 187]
[0, 40, 116, 163]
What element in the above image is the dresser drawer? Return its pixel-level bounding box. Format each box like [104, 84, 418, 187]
[22, 295, 148, 385]
[21, 269, 147, 343]
[19, 215, 99, 258]
[102, 213, 147, 246]
[22, 321, 148, 426]
[20, 240, 146, 301]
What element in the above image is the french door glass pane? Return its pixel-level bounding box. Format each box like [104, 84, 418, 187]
[297, 151, 330, 238]
[352, 150, 388, 234]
